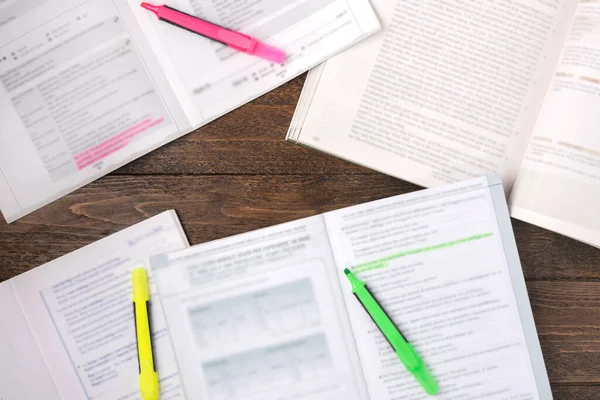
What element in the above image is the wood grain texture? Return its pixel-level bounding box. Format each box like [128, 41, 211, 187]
[529, 282, 600, 384]
[552, 386, 600, 399]
[2, 175, 598, 281]
[1, 74, 599, 395]
[114, 75, 375, 176]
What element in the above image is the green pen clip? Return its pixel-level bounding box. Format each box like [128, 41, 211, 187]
[344, 268, 439, 396]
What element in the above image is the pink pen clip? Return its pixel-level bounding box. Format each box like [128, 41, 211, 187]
[140, 3, 286, 64]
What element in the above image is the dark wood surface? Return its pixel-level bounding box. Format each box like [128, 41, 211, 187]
[1, 74, 599, 398]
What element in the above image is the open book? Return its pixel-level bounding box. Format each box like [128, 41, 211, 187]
[151, 176, 552, 400]
[0, 211, 189, 399]
[0, 0, 380, 223]
[287, 0, 600, 248]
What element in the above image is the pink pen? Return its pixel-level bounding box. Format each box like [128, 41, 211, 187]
[140, 2, 286, 64]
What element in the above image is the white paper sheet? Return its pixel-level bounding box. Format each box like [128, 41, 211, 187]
[510, 1, 600, 249]
[0, 282, 61, 400]
[152, 216, 370, 400]
[8, 210, 189, 400]
[127, 0, 380, 127]
[151, 176, 552, 400]
[0, 0, 380, 223]
[287, 0, 576, 190]
[324, 176, 551, 399]
[0, 0, 185, 223]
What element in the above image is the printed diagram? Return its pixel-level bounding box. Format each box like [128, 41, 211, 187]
[203, 334, 334, 400]
[188, 279, 321, 347]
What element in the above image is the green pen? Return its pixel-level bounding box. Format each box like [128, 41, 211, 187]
[344, 268, 439, 396]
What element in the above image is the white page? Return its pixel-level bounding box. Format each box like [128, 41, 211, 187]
[0, 0, 188, 223]
[324, 176, 551, 399]
[289, 0, 577, 190]
[0, 281, 61, 400]
[10, 211, 189, 400]
[288, 62, 326, 142]
[510, 1, 600, 248]
[127, 0, 381, 127]
[151, 216, 370, 400]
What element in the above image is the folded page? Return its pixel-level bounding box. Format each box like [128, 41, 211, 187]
[510, 1, 600, 249]
[0, 281, 60, 399]
[324, 176, 551, 399]
[151, 216, 370, 400]
[128, 0, 381, 126]
[10, 210, 189, 400]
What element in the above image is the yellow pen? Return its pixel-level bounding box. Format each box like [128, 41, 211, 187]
[132, 267, 159, 400]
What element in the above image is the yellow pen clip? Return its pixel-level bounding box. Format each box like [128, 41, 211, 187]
[132, 267, 159, 400]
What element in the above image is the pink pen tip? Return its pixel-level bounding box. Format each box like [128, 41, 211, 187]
[140, 2, 160, 17]
[254, 42, 286, 64]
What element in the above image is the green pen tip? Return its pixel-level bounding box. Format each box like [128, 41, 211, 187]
[344, 268, 351, 275]
[413, 366, 440, 396]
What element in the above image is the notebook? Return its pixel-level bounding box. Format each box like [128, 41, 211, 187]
[0, 0, 380, 223]
[287, 0, 600, 249]
[151, 176, 552, 400]
[0, 210, 189, 399]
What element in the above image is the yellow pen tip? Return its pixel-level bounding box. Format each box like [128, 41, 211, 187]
[132, 267, 147, 278]
[132, 267, 150, 300]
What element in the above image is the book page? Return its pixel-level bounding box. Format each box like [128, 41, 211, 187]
[127, 0, 380, 127]
[0, 0, 188, 223]
[510, 1, 600, 248]
[290, 0, 576, 190]
[324, 176, 551, 399]
[151, 216, 370, 400]
[0, 281, 60, 400]
[10, 211, 189, 400]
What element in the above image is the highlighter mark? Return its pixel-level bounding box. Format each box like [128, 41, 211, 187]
[557, 141, 600, 157]
[532, 136, 553, 143]
[351, 232, 494, 274]
[74, 117, 164, 170]
[555, 72, 574, 78]
[580, 76, 600, 84]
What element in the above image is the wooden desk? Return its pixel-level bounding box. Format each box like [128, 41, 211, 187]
[1, 75, 599, 398]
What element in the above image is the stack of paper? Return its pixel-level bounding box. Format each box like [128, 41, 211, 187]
[151, 176, 552, 400]
[287, 0, 600, 248]
[0, 211, 188, 399]
[0, 0, 380, 223]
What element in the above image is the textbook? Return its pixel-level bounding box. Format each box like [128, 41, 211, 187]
[288, 0, 600, 248]
[0, 211, 189, 399]
[152, 176, 553, 400]
[0, 0, 380, 223]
